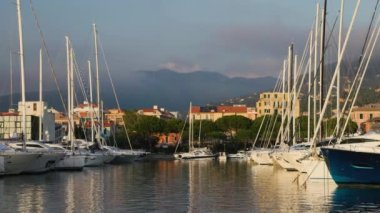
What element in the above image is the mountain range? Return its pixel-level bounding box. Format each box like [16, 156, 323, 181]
[0, 69, 277, 112]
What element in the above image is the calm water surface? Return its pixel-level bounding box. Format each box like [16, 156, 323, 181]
[1, 159, 380, 212]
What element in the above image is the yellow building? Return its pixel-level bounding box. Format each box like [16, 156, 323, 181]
[191, 105, 257, 121]
[256, 92, 300, 117]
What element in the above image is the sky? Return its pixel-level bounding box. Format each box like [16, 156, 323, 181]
[0, 0, 378, 94]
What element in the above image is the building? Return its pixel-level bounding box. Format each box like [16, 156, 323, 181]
[191, 105, 256, 121]
[137, 105, 177, 120]
[157, 133, 181, 147]
[17, 101, 56, 141]
[105, 109, 125, 126]
[350, 103, 380, 132]
[256, 92, 300, 118]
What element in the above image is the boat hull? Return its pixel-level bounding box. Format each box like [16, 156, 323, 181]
[0, 153, 38, 175]
[84, 153, 104, 167]
[322, 147, 380, 185]
[110, 155, 137, 164]
[249, 151, 273, 165]
[23, 152, 65, 173]
[54, 154, 85, 171]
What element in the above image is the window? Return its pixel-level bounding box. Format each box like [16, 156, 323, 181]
[33, 103, 37, 111]
[274, 94, 278, 98]
[359, 113, 363, 119]
[370, 113, 373, 120]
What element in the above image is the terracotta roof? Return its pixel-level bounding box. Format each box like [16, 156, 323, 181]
[142, 109, 155, 113]
[0, 112, 19, 116]
[191, 106, 201, 113]
[353, 104, 380, 112]
[217, 106, 247, 113]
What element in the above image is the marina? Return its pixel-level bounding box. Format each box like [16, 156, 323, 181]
[2, 0, 380, 212]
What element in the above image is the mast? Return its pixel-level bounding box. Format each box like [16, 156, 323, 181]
[101, 100, 104, 145]
[320, 0, 327, 140]
[93, 23, 101, 143]
[198, 119, 202, 146]
[337, 0, 344, 136]
[293, 54, 297, 145]
[281, 60, 286, 143]
[308, 32, 313, 143]
[9, 49, 13, 109]
[65, 36, 71, 143]
[88, 60, 94, 142]
[314, 4, 319, 139]
[16, 0, 26, 149]
[39, 48, 43, 141]
[188, 102, 192, 152]
[70, 47, 75, 148]
[287, 45, 292, 143]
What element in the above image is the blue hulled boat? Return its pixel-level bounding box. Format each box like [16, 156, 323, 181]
[321, 133, 380, 185]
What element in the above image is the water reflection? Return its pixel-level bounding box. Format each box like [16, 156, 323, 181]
[331, 187, 380, 212]
[0, 160, 379, 212]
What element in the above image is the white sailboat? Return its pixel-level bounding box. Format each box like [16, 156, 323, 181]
[174, 102, 217, 160]
[53, 37, 86, 170]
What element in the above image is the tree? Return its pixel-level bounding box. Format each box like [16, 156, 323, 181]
[215, 115, 252, 140]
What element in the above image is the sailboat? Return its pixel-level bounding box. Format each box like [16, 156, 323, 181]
[52, 37, 86, 170]
[174, 102, 217, 160]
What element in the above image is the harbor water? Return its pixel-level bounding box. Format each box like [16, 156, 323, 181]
[1, 159, 380, 212]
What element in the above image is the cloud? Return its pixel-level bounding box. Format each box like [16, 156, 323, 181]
[159, 61, 202, 73]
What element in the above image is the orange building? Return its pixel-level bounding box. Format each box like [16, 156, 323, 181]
[105, 109, 125, 126]
[156, 133, 181, 146]
[350, 103, 380, 132]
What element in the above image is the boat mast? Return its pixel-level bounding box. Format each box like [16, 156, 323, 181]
[16, 0, 26, 149]
[65, 36, 71, 144]
[287, 45, 292, 143]
[93, 23, 101, 145]
[189, 102, 192, 152]
[308, 32, 313, 143]
[70, 47, 75, 148]
[39, 48, 43, 141]
[9, 49, 13, 109]
[293, 54, 297, 145]
[337, 0, 344, 136]
[88, 60, 94, 142]
[281, 60, 286, 143]
[314, 3, 319, 140]
[320, 0, 327, 140]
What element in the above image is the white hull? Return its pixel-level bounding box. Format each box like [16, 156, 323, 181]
[55, 154, 85, 170]
[281, 151, 309, 172]
[85, 153, 104, 167]
[301, 158, 333, 182]
[174, 148, 217, 160]
[249, 150, 273, 165]
[271, 153, 297, 171]
[0, 152, 38, 175]
[23, 152, 65, 173]
[103, 154, 115, 164]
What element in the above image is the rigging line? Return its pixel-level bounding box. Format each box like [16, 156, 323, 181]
[252, 67, 283, 148]
[174, 115, 189, 154]
[336, 2, 380, 138]
[97, 34, 133, 150]
[71, 48, 88, 102]
[29, 0, 68, 122]
[359, 0, 380, 65]
[260, 74, 283, 147]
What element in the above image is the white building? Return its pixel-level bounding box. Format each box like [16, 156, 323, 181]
[17, 101, 56, 141]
